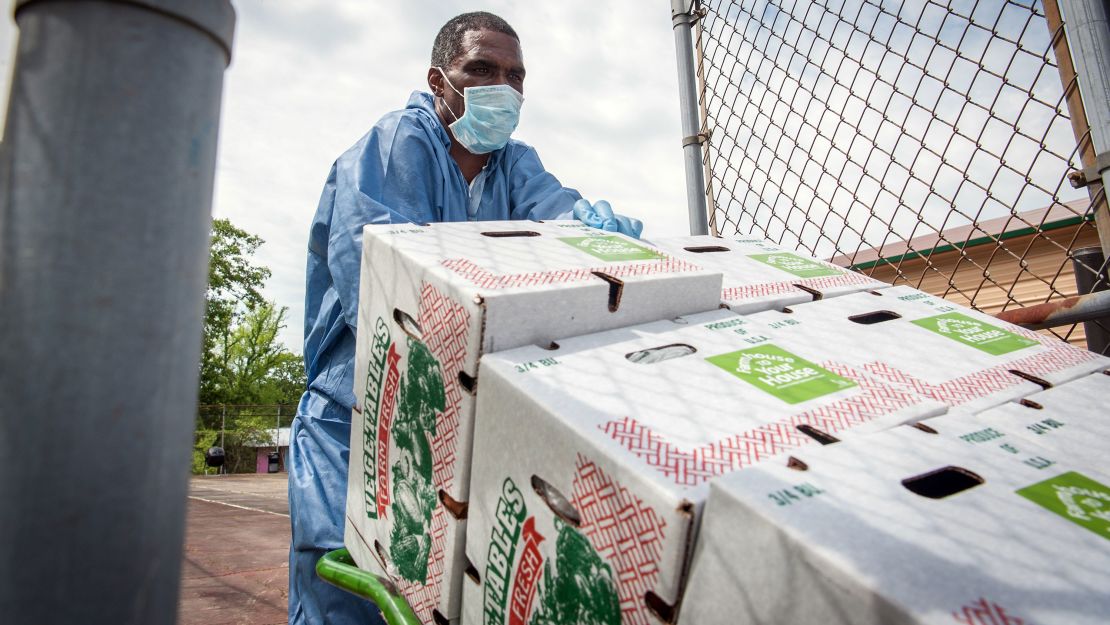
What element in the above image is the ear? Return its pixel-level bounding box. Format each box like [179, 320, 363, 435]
[427, 67, 443, 97]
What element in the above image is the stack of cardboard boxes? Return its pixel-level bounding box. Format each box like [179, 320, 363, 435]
[344, 227, 1110, 624]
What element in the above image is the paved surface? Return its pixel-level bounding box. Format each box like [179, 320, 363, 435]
[179, 474, 290, 625]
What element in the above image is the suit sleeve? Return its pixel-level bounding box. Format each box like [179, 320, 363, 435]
[323, 116, 445, 330]
[506, 145, 583, 221]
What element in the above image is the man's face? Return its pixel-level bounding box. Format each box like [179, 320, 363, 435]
[429, 28, 525, 122]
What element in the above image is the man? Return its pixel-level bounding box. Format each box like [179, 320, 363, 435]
[289, 11, 640, 624]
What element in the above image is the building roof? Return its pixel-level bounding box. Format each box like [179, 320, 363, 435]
[829, 198, 1092, 270]
[246, 427, 291, 448]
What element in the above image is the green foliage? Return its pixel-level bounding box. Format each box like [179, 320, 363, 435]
[192, 416, 277, 474]
[202, 219, 270, 397]
[204, 302, 306, 405]
[192, 428, 219, 474]
[195, 218, 307, 474]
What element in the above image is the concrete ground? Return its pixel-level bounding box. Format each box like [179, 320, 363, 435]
[179, 474, 290, 625]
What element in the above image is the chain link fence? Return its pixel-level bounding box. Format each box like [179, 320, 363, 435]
[194, 404, 296, 473]
[687, 0, 1109, 352]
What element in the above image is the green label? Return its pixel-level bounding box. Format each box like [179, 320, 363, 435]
[1017, 471, 1110, 541]
[558, 235, 663, 261]
[748, 252, 842, 278]
[912, 312, 1039, 356]
[706, 344, 857, 404]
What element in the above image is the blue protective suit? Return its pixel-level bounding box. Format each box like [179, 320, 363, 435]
[289, 91, 581, 625]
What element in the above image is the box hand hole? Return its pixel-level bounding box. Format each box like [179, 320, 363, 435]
[530, 475, 582, 527]
[1008, 369, 1052, 390]
[464, 557, 481, 584]
[683, 245, 730, 253]
[787, 456, 809, 471]
[373, 540, 395, 581]
[848, 310, 901, 325]
[591, 271, 624, 312]
[909, 422, 938, 434]
[481, 230, 541, 237]
[794, 284, 823, 301]
[901, 466, 984, 499]
[625, 343, 697, 364]
[458, 371, 477, 394]
[796, 424, 839, 445]
[432, 609, 450, 625]
[438, 489, 468, 520]
[1019, 398, 1044, 409]
[644, 591, 677, 624]
[392, 308, 423, 340]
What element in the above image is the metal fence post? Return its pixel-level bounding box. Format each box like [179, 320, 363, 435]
[1055, 0, 1110, 258]
[671, 0, 710, 236]
[1072, 247, 1110, 353]
[0, 2, 235, 624]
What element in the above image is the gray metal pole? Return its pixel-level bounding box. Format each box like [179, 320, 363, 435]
[0, 2, 234, 624]
[1057, 0, 1110, 258]
[1072, 246, 1110, 353]
[671, 0, 710, 236]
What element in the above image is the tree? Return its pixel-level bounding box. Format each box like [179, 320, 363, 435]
[194, 219, 307, 474]
[207, 302, 306, 405]
[199, 219, 305, 406]
[200, 219, 271, 403]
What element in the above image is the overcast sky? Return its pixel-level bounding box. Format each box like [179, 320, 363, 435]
[208, 1, 691, 352]
[0, 1, 701, 353]
[2, 1, 1086, 353]
[698, 0, 1085, 261]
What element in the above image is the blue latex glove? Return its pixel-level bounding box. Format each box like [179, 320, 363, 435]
[572, 199, 643, 239]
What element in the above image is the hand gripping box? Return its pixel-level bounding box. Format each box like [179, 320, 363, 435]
[679, 424, 1110, 625]
[744, 285, 1110, 414]
[930, 371, 1110, 467]
[647, 235, 888, 314]
[344, 221, 723, 623]
[463, 318, 945, 625]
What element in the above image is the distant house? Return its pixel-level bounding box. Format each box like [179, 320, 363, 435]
[830, 199, 1100, 348]
[246, 427, 290, 474]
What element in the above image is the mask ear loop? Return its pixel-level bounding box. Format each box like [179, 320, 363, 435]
[436, 67, 464, 122]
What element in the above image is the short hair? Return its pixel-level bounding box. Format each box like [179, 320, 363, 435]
[430, 12, 519, 68]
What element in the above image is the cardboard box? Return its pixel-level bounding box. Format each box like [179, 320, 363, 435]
[648, 235, 888, 314]
[680, 425, 1110, 625]
[910, 412, 1065, 472]
[744, 285, 1110, 413]
[939, 371, 1110, 467]
[463, 318, 945, 625]
[343, 221, 723, 623]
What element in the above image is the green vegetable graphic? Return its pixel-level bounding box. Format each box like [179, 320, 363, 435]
[389, 337, 446, 582]
[530, 521, 621, 625]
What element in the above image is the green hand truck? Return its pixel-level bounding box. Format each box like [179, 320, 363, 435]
[316, 548, 422, 625]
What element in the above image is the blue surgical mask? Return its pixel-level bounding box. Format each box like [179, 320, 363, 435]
[437, 67, 523, 154]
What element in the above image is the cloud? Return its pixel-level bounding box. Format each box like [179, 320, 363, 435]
[0, 5, 16, 140]
[215, 1, 689, 350]
[698, 0, 1085, 261]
